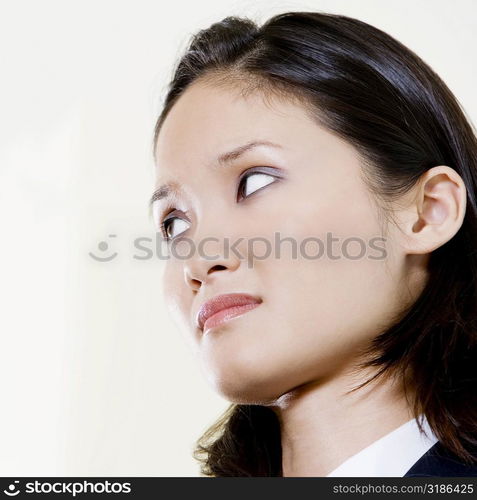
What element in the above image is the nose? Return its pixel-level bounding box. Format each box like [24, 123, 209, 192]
[183, 236, 241, 291]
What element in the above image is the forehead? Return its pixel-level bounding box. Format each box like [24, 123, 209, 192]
[153, 81, 315, 176]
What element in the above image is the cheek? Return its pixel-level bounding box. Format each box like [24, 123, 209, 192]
[162, 262, 177, 303]
[254, 192, 398, 353]
[258, 239, 400, 379]
[162, 262, 191, 331]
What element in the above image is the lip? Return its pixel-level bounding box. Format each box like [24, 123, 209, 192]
[196, 293, 262, 333]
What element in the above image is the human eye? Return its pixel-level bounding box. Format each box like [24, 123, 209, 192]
[159, 209, 190, 241]
[237, 167, 280, 202]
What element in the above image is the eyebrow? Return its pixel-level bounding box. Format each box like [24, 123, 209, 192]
[148, 140, 283, 208]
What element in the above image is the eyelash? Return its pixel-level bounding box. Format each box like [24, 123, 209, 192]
[158, 168, 279, 241]
[158, 209, 187, 242]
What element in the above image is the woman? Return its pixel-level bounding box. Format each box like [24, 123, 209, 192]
[149, 11, 477, 476]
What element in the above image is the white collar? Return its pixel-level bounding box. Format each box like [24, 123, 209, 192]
[326, 415, 439, 477]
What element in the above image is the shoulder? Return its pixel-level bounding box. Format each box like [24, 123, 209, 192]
[404, 441, 477, 477]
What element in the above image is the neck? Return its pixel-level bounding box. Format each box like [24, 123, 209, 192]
[270, 365, 415, 477]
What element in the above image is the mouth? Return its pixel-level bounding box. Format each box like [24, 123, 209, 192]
[202, 303, 262, 333]
[196, 293, 263, 334]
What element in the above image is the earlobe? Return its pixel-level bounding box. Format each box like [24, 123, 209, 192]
[404, 166, 467, 254]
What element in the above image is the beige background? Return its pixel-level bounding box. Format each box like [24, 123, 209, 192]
[0, 0, 475, 476]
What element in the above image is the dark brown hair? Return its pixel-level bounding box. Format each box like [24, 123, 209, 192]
[152, 11, 477, 476]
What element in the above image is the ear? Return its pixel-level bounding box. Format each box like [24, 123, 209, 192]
[398, 166, 467, 254]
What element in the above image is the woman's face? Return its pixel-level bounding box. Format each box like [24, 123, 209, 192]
[153, 80, 421, 404]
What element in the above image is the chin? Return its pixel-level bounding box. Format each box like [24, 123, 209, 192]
[212, 378, 286, 405]
[202, 358, 298, 405]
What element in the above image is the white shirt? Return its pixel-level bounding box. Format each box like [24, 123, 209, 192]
[326, 415, 439, 477]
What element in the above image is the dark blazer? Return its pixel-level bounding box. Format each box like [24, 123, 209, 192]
[404, 441, 477, 477]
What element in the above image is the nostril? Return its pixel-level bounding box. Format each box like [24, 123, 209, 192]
[191, 278, 201, 288]
[209, 264, 227, 274]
